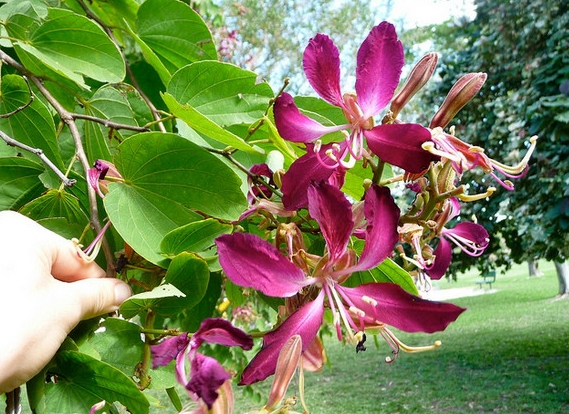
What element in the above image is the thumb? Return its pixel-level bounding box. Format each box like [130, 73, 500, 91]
[65, 277, 132, 321]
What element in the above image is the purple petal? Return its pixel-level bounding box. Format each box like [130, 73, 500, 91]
[187, 353, 231, 409]
[307, 182, 353, 263]
[274, 93, 344, 143]
[281, 143, 347, 210]
[427, 237, 452, 280]
[337, 185, 399, 276]
[239, 290, 325, 385]
[355, 22, 404, 118]
[192, 318, 253, 350]
[303, 34, 345, 108]
[216, 233, 309, 297]
[151, 333, 190, 368]
[337, 283, 466, 333]
[365, 123, 440, 173]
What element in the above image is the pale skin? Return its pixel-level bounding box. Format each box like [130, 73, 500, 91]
[0, 211, 132, 394]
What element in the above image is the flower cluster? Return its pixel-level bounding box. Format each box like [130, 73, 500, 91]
[212, 19, 537, 399]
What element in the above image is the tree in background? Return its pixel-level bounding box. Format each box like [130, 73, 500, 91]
[215, 0, 381, 92]
[418, 0, 569, 294]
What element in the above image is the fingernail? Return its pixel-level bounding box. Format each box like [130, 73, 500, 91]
[114, 281, 132, 304]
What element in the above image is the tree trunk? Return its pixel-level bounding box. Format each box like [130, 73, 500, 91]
[527, 259, 543, 277]
[553, 260, 569, 297]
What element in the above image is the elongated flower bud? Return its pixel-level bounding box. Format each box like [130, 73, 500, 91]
[265, 335, 302, 410]
[391, 52, 438, 118]
[430, 72, 487, 128]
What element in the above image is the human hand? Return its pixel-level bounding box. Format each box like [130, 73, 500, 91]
[0, 211, 131, 394]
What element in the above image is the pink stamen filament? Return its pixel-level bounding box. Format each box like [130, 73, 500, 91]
[442, 231, 488, 256]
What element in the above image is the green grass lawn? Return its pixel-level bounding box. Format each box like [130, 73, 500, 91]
[234, 261, 569, 414]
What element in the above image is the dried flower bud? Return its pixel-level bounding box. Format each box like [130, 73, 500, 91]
[390, 52, 438, 118]
[430, 72, 487, 129]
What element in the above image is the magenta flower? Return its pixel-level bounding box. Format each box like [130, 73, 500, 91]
[274, 22, 439, 209]
[151, 318, 253, 409]
[216, 182, 465, 385]
[427, 198, 490, 279]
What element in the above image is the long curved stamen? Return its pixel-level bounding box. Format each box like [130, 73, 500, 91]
[491, 135, 538, 175]
[323, 283, 343, 341]
[327, 281, 358, 343]
[443, 231, 488, 256]
[380, 326, 442, 363]
[458, 187, 496, 202]
[314, 140, 341, 170]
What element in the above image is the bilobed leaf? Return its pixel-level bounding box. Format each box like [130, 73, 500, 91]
[136, 0, 216, 75]
[119, 283, 185, 318]
[0, 74, 62, 169]
[44, 351, 149, 414]
[162, 93, 261, 153]
[161, 218, 232, 256]
[153, 252, 210, 316]
[0, 157, 44, 211]
[13, 8, 125, 87]
[103, 132, 247, 264]
[167, 61, 274, 126]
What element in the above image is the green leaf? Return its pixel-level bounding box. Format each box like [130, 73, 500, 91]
[13, 8, 125, 87]
[45, 351, 149, 414]
[120, 283, 185, 318]
[83, 84, 140, 163]
[161, 218, 232, 257]
[347, 258, 418, 296]
[0, 157, 44, 211]
[136, 0, 217, 75]
[162, 92, 261, 154]
[88, 318, 144, 377]
[168, 61, 273, 126]
[153, 253, 210, 316]
[104, 132, 247, 264]
[0, 74, 62, 169]
[19, 188, 89, 227]
[124, 21, 172, 86]
[180, 271, 222, 332]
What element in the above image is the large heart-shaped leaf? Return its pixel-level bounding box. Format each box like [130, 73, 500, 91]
[104, 132, 247, 264]
[136, 0, 216, 75]
[44, 351, 149, 414]
[9, 8, 125, 87]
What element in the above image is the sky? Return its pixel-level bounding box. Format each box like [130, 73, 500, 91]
[384, 0, 476, 28]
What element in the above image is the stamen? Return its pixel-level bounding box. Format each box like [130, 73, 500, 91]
[491, 135, 538, 175]
[458, 187, 496, 202]
[361, 295, 378, 307]
[355, 332, 367, 353]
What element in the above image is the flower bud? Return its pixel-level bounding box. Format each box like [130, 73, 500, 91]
[390, 52, 438, 118]
[430, 72, 487, 129]
[265, 335, 302, 410]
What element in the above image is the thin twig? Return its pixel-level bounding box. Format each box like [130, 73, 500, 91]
[0, 130, 77, 187]
[72, 113, 150, 132]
